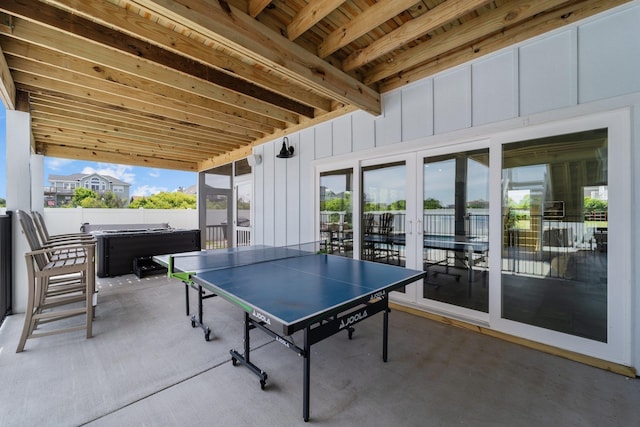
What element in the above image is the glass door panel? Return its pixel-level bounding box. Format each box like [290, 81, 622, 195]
[501, 129, 608, 342]
[421, 149, 489, 312]
[361, 161, 407, 269]
[320, 169, 353, 258]
[235, 180, 251, 247]
[203, 163, 232, 249]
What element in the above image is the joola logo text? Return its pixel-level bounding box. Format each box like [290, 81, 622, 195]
[370, 290, 386, 300]
[275, 336, 290, 348]
[339, 310, 368, 329]
[252, 310, 271, 325]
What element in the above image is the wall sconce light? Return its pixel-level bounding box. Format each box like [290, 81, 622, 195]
[276, 136, 294, 159]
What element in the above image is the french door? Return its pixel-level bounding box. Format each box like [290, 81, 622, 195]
[319, 110, 630, 365]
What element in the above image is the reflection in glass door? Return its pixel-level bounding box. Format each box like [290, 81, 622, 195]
[501, 129, 608, 342]
[320, 169, 353, 258]
[203, 163, 232, 249]
[421, 150, 489, 312]
[235, 180, 251, 246]
[361, 162, 406, 268]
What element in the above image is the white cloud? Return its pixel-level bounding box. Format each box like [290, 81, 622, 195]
[131, 185, 168, 197]
[82, 163, 136, 184]
[148, 169, 160, 178]
[46, 158, 75, 171]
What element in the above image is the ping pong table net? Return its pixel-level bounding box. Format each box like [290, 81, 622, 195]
[166, 241, 328, 281]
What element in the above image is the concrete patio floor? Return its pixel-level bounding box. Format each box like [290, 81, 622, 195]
[0, 272, 638, 427]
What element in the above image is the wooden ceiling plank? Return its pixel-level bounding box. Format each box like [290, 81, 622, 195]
[11, 71, 270, 139]
[342, 0, 493, 71]
[0, 44, 16, 109]
[130, 0, 381, 115]
[379, 0, 630, 92]
[0, 22, 298, 127]
[365, 0, 573, 85]
[31, 110, 245, 150]
[3, 40, 273, 137]
[30, 90, 277, 136]
[31, 124, 225, 159]
[45, 0, 332, 113]
[248, 0, 273, 18]
[38, 144, 199, 171]
[0, 0, 315, 118]
[8, 59, 276, 140]
[317, 0, 421, 58]
[30, 102, 249, 148]
[287, 0, 347, 41]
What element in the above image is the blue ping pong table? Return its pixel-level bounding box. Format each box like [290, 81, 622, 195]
[154, 244, 425, 422]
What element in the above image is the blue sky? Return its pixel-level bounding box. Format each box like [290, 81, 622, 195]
[0, 102, 196, 199]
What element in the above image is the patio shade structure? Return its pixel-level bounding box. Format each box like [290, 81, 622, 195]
[0, 0, 628, 171]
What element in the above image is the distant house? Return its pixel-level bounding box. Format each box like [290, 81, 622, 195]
[45, 173, 131, 207]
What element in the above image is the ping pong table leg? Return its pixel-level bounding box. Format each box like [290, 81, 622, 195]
[382, 300, 391, 363]
[184, 282, 189, 316]
[230, 312, 268, 389]
[303, 327, 311, 422]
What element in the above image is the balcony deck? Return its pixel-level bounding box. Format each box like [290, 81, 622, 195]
[0, 272, 637, 426]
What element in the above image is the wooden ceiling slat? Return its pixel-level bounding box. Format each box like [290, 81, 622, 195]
[0, 0, 316, 119]
[30, 103, 245, 149]
[287, 0, 347, 41]
[379, 0, 628, 92]
[28, 93, 256, 143]
[31, 124, 225, 160]
[317, 0, 421, 58]
[31, 110, 243, 151]
[0, 0, 627, 170]
[45, 0, 332, 113]
[130, 0, 381, 115]
[0, 21, 297, 126]
[364, 0, 574, 85]
[342, 0, 492, 71]
[39, 144, 199, 171]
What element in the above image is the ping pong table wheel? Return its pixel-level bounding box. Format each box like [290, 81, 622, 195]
[348, 327, 355, 340]
[260, 379, 266, 390]
[191, 319, 197, 328]
[204, 328, 211, 341]
[231, 356, 238, 366]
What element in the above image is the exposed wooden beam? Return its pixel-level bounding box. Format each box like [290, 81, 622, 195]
[12, 71, 267, 136]
[38, 144, 198, 171]
[29, 92, 259, 143]
[287, 0, 347, 41]
[0, 0, 315, 118]
[317, 0, 421, 59]
[0, 44, 15, 109]
[45, 0, 332, 113]
[365, 0, 573, 85]
[132, 0, 381, 115]
[379, 0, 631, 92]
[2, 38, 280, 134]
[0, 24, 287, 130]
[342, 0, 492, 72]
[248, 0, 272, 18]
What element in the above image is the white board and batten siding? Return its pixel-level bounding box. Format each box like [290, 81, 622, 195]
[252, 2, 640, 251]
[250, 2, 640, 370]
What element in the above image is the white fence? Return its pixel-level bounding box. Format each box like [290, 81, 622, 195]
[43, 207, 198, 235]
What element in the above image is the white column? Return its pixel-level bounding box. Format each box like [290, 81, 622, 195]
[6, 109, 32, 313]
[31, 154, 44, 212]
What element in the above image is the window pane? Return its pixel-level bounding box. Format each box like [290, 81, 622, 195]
[422, 149, 489, 312]
[502, 129, 608, 342]
[362, 162, 406, 268]
[320, 169, 353, 258]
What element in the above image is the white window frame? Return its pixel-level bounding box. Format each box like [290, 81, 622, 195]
[489, 108, 632, 365]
